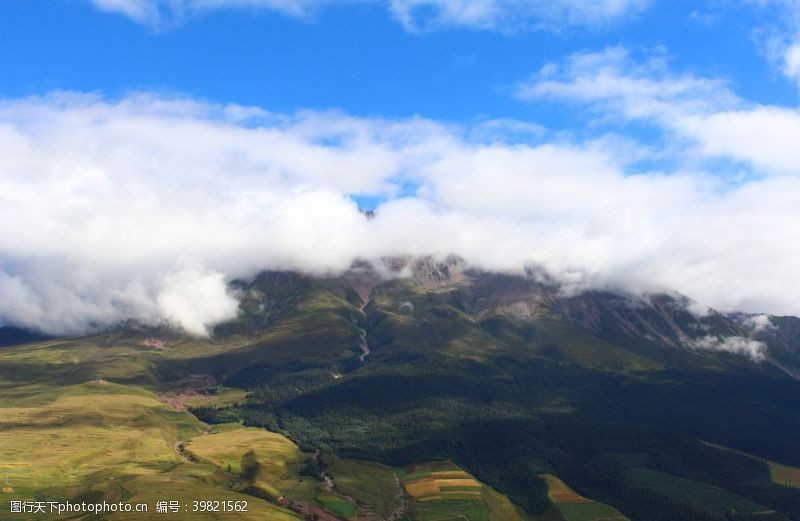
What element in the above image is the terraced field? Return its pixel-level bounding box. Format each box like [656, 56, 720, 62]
[400, 461, 530, 521]
[541, 475, 629, 521]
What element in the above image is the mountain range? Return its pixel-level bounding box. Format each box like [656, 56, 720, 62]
[1, 256, 800, 520]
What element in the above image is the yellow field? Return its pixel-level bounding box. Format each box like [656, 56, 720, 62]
[402, 464, 484, 502]
[404, 476, 482, 500]
[769, 461, 800, 488]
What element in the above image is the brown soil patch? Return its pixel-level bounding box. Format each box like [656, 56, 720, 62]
[158, 375, 217, 411]
[291, 501, 342, 521]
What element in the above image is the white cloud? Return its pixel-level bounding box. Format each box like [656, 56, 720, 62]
[691, 336, 767, 361]
[2, 92, 800, 337]
[518, 47, 800, 175]
[156, 263, 239, 336]
[745, 1, 800, 90]
[85, 0, 649, 31]
[388, 0, 650, 32]
[517, 47, 737, 122]
[741, 314, 776, 333]
[89, 0, 323, 26]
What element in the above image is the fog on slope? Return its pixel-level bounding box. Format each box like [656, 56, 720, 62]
[1, 92, 799, 338]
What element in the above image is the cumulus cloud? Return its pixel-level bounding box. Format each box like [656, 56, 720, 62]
[86, 0, 649, 31]
[518, 46, 800, 175]
[690, 336, 767, 361]
[1, 91, 800, 336]
[156, 263, 239, 336]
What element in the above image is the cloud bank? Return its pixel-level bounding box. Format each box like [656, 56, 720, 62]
[1, 87, 800, 337]
[691, 336, 767, 362]
[87, 0, 649, 31]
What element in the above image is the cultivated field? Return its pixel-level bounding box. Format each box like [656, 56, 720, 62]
[541, 475, 629, 521]
[400, 461, 529, 521]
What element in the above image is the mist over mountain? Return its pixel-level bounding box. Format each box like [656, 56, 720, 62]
[2, 94, 800, 337]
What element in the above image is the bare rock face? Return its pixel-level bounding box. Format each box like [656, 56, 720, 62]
[457, 272, 550, 320]
[410, 255, 468, 290]
[343, 259, 383, 303]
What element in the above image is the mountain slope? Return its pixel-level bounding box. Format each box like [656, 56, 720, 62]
[2, 261, 800, 520]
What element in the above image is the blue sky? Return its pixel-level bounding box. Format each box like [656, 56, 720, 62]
[2, 0, 796, 121]
[3, 0, 800, 335]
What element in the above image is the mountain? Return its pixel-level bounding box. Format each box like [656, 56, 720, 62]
[1, 258, 799, 520]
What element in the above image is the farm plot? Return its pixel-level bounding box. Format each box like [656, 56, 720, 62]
[542, 475, 629, 521]
[400, 461, 528, 521]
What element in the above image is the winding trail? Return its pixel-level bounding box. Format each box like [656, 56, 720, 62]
[172, 426, 211, 463]
[387, 472, 409, 521]
[313, 451, 410, 521]
[357, 299, 371, 363]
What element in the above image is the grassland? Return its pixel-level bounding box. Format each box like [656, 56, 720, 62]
[625, 467, 774, 516]
[541, 475, 628, 521]
[185, 388, 247, 408]
[0, 326, 538, 521]
[703, 442, 800, 489]
[3, 270, 800, 521]
[0, 377, 302, 520]
[183, 423, 317, 501]
[322, 457, 403, 518]
[317, 493, 356, 518]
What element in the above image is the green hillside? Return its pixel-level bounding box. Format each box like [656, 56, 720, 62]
[2, 265, 800, 520]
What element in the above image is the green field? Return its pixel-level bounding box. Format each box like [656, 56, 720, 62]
[323, 457, 403, 517]
[317, 493, 356, 518]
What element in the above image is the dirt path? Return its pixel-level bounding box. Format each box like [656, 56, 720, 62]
[173, 426, 211, 462]
[173, 440, 188, 462]
[387, 472, 409, 521]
